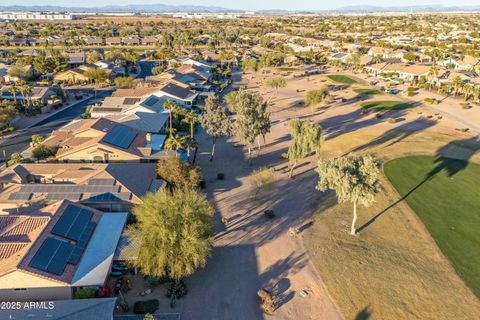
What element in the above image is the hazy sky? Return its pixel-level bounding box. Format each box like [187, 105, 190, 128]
[2, 1, 480, 10]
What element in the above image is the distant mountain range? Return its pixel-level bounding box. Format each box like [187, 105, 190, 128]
[1, 4, 480, 14]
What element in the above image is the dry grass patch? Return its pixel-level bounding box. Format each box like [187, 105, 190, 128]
[304, 130, 480, 319]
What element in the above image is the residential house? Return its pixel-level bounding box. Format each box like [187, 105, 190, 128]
[153, 81, 198, 106]
[105, 37, 121, 46]
[42, 117, 166, 163]
[0, 86, 57, 105]
[0, 162, 163, 212]
[0, 201, 127, 301]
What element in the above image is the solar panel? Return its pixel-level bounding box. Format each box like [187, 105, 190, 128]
[29, 237, 74, 275]
[47, 193, 82, 201]
[51, 205, 93, 242]
[87, 179, 116, 186]
[20, 184, 120, 194]
[102, 125, 137, 149]
[8, 192, 32, 200]
[124, 98, 141, 105]
[87, 192, 131, 201]
[144, 96, 158, 107]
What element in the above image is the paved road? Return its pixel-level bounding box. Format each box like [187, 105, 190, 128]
[0, 89, 113, 162]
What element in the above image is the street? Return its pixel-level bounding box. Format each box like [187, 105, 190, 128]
[0, 89, 113, 162]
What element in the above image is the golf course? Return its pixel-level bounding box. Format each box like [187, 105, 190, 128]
[384, 155, 480, 297]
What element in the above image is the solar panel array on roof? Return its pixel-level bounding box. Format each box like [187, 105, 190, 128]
[51, 204, 94, 242]
[29, 237, 74, 275]
[47, 193, 82, 201]
[8, 192, 32, 200]
[87, 192, 132, 202]
[20, 185, 120, 194]
[124, 98, 141, 105]
[87, 178, 116, 186]
[144, 96, 158, 107]
[102, 125, 137, 149]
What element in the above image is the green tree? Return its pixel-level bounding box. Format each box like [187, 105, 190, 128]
[151, 65, 165, 75]
[114, 76, 136, 89]
[10, 152, 23, 165]
[86, 51, 102, 64]
[157, 156, 202, 188]
[233, 90, 271, 159]
[32, 145, 57, 160]
[84, 69, 108, 84]
[316, 154, 381, 235]
[164, 134, 183, 158]
[180, 136, 198, 157]
[8, 66, 33, 81]
[182, 111, 198, 139]
[200, 96, 232, 161]
[164, 100, 180, 137]
[305, 85, 329, 112]
[0, 100, 18, 125]
[7, 84, 19, 105]
[287, 119, 323, 178]
[129, 187, 214, 280]
[263, 77, 286, 103]
[31, 134, 45, 147]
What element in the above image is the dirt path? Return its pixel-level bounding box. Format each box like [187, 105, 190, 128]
[181, 73, 342, 320]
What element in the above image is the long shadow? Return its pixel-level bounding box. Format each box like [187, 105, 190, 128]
[355, 306, 372, 320]
[357, 136, 480, 233]
[349, 117, 437, 154]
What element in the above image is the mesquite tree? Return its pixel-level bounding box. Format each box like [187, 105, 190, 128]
[316, 154, 380, 235]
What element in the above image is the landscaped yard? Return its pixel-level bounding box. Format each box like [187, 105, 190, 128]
[354, 88, 382, 95]
[327, 74, 358, 84]
[360, 100, 411, 111]
[384, 155, 480, 297]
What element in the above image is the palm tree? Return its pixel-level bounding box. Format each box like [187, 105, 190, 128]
[452, 76, 463, 97]
[428, 66, 439, 91]
[181, 136, 198, 156]
[182, 111, 198, 139]
[164, 135, 183, 158]
[463, 83, 472, 101]
[164, 100, 179, 137]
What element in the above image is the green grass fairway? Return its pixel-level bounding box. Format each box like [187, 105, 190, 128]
[327, 74, 358, 84]
[384, 156, 480, 297]
[360, 100, 411, 110]
[354, 88, 382, 95]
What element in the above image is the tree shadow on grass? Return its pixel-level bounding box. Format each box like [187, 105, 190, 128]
[357, 136, 480, 233]
[355, 306, 372, 320]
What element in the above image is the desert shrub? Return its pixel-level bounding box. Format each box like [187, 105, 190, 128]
[424, 98, 438, 104]
[133, 300, 159, 314]
[387, 117, 397, 124]
[461, 103, 471, 109]
[257, 289, 276, 314]
[32, 145, 57, 160]
[74, 288, 97, 299]
[407, 91, 415, 97]
[249, 167, 275, 195]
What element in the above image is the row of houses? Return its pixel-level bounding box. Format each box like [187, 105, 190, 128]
[5, 34, 164, 47]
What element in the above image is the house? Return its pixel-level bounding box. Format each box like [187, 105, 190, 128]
[42, 117, 167, 163]
[105, 37, 121, 46]
[54, 65, 111, 84]
[121, 35, 141, 46]
[0, 162, 163, 212]
[83, 36, 103, 46]
[0, 297, 116, 319]
[92, 95, 169, 133]
[0, 86, 57, 105]
[365, 62, 431, 82]
[181, 58, 214, 72]
[0, 201, 127, 301]
[153, 81, 198, 106]
[66, 51, 86, 67]
[142, 35, 162, 45]
[440, 56, 479, 71]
